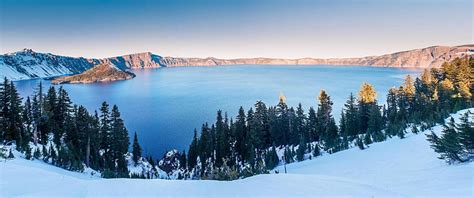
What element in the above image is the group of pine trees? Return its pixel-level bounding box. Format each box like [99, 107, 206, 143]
[0, 79, 143, 178]
[426, 111, 473, 163]
[183, 57, 473, 180]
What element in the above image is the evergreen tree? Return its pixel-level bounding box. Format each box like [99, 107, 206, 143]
[358, 83, 377, 134]
[457, 111, 474, 156]
[25, 144, 32, 160]
[367, 104, 385, 142]
[187, 129, 198, 169]
[307, 107, 317, 141]
[316, 90, 333, 142]
[33, 147, 41, 159]
[110, 105, 130, 175]
[296, 135, 307, 161]
[342, 93, 359, 138]
[265, 145, 279, 169]
[426, 118, 466, 163]
[0, 78, 9, 142]
[132, 132, 142, 165]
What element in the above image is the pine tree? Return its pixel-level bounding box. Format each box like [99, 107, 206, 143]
[316, 90, 334, 142]
[307, 107, 317, 141]
[187, 129, 198, 169]
[426, 118, 466, 163]
[358, 83, 377, 133]
[265, 145, 279, 169]
[0, 78, 10, 142]
[324, 118, 339, 153]
[457, 111, 474, 156]
[25, 144, 32, 160]
[132, 132, 142, 165]
[367, 104, 385, 142]
[33, 147, 41, 159]
[343, 93, 359, 138]
[180, 150, 187, 169]
[234, 106, 247, 161]
[296, 135, 307, 161]
[110, 105, 130, 175]
[312, 143, 321, 157]
[6, 81, 23, 144]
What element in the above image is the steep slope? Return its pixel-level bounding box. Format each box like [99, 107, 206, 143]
[1, 109, 472, 197]
[0, 49, 99, 80]
[1, 45, 473, 81]
[51, 62, 135, 84]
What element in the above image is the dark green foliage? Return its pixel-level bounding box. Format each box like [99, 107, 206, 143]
[356, 136, 365, 150]
[25, 144, 32, 160]
[0, 82, 139, 177]
[132, 132, 142, 165]
[33, 147, 41, 159]
[367, 104, 385, 142]
[312, 143, 321, 156]
[426, 119, 464, 163]
[427, 111, 474, 163]
[265, 145, 279, 169]
[457, 111, 474, 154]
[296, 135, 307, 161]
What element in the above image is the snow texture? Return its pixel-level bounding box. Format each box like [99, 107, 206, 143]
[1, 109, 473, 197]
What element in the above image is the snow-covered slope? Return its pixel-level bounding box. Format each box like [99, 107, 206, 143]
[0, 49, 99, 80]
[1, 109, 473, 197]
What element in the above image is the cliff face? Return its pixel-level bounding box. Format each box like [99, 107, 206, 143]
[156, 45, 473, 68]
[51, 62, 135, 84]
[1, 45, 473, 81]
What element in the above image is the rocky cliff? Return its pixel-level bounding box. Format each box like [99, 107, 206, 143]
[51, 62, 135, 84]
[1, 45, 473, 81]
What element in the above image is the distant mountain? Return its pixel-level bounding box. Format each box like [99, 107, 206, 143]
[1, 45, 473, 81]
[51, 62, 135, 84]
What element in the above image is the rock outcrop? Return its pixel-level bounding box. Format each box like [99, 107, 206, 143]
[51, 62, 135, 84]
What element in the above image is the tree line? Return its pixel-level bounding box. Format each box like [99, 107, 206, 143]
[183, 57, 473, 180]
[0, 79, 143, 178]
[0, 57, 472, 180]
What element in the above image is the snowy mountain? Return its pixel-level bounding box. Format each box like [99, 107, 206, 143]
[1, 45, 473, 81]
[1, 109, 472, 197]
[0, 49, 100, 81]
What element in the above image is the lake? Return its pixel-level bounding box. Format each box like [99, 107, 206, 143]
[14, 65, 420, 157]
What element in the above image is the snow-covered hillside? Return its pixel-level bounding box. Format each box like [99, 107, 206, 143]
[0, 49, 98, 80]
[1, 109, 473, 197]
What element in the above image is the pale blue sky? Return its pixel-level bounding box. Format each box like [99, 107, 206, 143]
[0, 0, 472, 58]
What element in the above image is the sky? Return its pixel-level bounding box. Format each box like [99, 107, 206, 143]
[0, 0, 472, 59]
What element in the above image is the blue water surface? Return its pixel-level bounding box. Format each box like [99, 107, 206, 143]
[14, 65, 420, 157]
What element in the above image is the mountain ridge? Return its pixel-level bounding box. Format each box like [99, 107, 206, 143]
[1, 45, 473, 81]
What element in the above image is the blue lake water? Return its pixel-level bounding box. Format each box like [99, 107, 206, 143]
[14, 65, 420, 157]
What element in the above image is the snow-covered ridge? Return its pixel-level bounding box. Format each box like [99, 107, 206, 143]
[0, 48, 99, 81]
[1, 109, 472, 197]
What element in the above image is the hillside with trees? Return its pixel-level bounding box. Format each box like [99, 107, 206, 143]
[1, 57, 472, 180]
[0, 79, 140, 178]
[181, 57, 473, 180]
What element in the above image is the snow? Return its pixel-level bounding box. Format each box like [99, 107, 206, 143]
[1, 109, 473, 197]
[0, 50, 94, 81]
